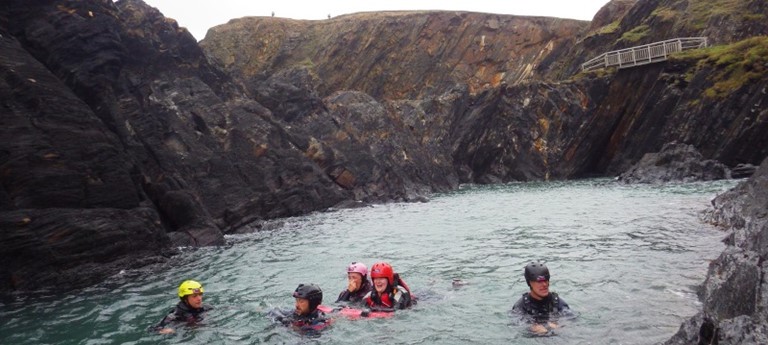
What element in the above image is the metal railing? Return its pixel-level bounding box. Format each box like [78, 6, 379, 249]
[581, 37, 708, 72]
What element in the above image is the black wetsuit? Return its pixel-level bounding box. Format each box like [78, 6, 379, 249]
[336, 280, 372, 303]
[154, 301, 212, 330]
[511, 292, 570, 323]
[269, 308, 330, 332]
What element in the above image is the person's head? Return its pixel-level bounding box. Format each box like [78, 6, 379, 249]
[346, 262, 368, 291]
[178, 280, 204, 309]
[370, 262, 395, 294]
[524, 262, 550, 300]
[293, 283, 323, 316]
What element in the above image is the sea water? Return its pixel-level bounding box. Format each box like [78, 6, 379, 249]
[0, 179, 737, 344]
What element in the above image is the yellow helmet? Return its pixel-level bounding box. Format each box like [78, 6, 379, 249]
[178, 280, 204, 298]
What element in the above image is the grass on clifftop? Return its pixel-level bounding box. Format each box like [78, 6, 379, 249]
[689, 0, 762, 30]
[672, 36, 768, 99]
[655, 0, 765, 31]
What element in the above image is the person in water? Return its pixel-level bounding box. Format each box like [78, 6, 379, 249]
[511, 262, 571, 335]
[270, 283, 331, 333]
[154, 280, 213, 334]
[336, 262, 372, 304]
[363, 262, 413, 311]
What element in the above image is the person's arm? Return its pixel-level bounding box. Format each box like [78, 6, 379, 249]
[153, 310, 178, 334]
[362, 306, 396, 315]
[510, 294, 527, 313]
[395, 289, 412, 310]
[336, 290, 349, 302]
[267, 308, 295, 325]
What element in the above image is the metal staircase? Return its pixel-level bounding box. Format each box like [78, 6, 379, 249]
[581, 37, 708, 72]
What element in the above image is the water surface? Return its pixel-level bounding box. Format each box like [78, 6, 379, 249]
[0, 179, 736, 344]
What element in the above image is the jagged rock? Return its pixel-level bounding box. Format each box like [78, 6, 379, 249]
[665, 158, 768, 344]
[0, 0, 349, 292]
[201, 12, 588, 100]
[588, 0, 636, 32]
[0, 207, 170, 291]
[618, 142, 729, 183]
[731, 163, 758, 179]
[2, 0, 768, 295]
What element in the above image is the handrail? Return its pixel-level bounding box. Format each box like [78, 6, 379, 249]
[581, 37, 708, 72]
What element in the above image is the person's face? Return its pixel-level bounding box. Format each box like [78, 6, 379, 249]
[295, 297, 311, 316]
[185, 293, 204, 309]
[348, 272, 363, 292]
[529, 280, 550, 300]
[373, 277, 388, 293]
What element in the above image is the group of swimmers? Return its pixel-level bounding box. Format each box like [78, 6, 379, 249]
[153, 261, 571, 336]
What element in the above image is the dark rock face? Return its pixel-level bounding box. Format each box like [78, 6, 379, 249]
[665, 158, 768, 344]
[0, 0, 462, 292]
[1, 10, 170, 291]
[2, 0, 768, 299]
[250, 67, 459, 200]
[618, 142, 729, 183]
[0, 208, 171, 291]
[200, 12, 588, 100]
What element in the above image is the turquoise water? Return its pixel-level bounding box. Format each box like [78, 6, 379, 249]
[0, 179, 737, 344]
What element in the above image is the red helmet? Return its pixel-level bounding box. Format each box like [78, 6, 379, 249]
[370, 262, 394, 286]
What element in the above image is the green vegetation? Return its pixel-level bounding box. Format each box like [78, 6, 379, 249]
[570, 66, 618, 81]
[596, 20, 621, 36]
[583, 20, 621, 41]
[689, 0, 752, 30]
[618, 25, 650, 44]
[299, 57, 315, 68]
[651, 6, 678, 22]
[672, 36, 768, 99]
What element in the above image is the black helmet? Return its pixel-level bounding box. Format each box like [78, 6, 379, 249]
[524, 262, 550, 286]
[293, 283, 323, 311]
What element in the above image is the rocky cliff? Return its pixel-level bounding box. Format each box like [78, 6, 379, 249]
[200, 12, 588, 101]
[1, 0, 767, 300]
[0, 0, 451, 291]
[664, 157, 768, 344]
[202, 0, 767, 181]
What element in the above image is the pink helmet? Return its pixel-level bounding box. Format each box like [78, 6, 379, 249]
[347, 262, 368, 277]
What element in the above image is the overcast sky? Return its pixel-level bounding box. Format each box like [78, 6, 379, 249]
[140, 0, 611, 41]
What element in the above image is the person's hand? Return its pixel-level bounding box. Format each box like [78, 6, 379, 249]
[530, 324, 548, 334]
[348, 279, 360, 292]
[547, 322, 559, 329]
[158, 327, 175, 334]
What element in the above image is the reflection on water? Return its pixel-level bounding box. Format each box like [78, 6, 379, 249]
[0, 179, 736, 344]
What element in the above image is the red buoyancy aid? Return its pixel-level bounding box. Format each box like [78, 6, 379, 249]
[364, 285, 410, 309]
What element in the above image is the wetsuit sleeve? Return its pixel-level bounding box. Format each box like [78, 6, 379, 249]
[153, 309, 178, 330]
[336, 290, 350, 302]
[267, 308, 294, 325]
[511, 295, 526, 313]
[556, 297, 572, 316]
[394, 288, 412, 309]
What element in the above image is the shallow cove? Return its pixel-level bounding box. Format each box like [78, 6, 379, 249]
[0, 179, 736, 344]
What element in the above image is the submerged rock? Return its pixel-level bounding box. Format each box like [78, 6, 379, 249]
[618, 142, 730, 183]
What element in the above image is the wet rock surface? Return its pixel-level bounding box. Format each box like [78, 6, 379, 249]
[665, 158, 768, 344]
[618, 142, 729, 183]
[1, 0, 768, 298]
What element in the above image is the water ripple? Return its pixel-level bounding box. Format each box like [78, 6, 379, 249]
[0, 179, 737, 345]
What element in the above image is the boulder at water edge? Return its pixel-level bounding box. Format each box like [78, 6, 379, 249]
[618, 142, 730, 184]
